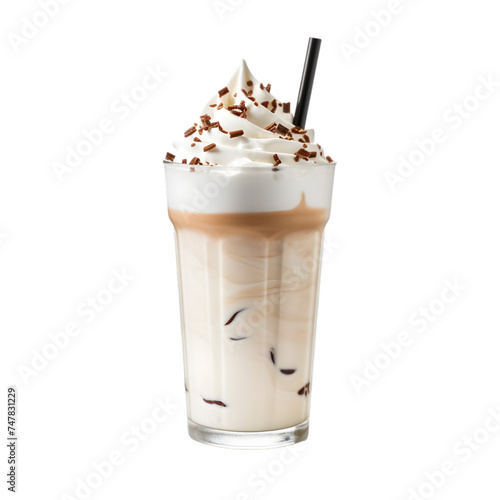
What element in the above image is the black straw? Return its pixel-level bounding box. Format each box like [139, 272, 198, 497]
[293, 37, 322, 129]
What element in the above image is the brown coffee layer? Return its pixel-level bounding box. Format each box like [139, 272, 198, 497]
[168, 193, 328, 238]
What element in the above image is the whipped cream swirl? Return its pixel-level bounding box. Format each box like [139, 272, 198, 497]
[165, 60, 334, 168]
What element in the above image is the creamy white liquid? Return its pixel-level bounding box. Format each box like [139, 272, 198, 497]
[168, 173, 333, 432]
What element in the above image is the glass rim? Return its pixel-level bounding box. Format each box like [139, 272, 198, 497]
[163, 160, 337, 172]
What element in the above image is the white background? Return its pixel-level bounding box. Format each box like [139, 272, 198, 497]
[1, 0, 500, 499]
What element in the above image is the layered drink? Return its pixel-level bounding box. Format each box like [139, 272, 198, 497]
[164, 61, 335, 448]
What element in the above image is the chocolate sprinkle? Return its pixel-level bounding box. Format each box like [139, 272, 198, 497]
[217, 103, 223, 110]
[291, 126, 307, 134]
[275, 123, 289, 136]
[229, 129, 244, 138]
[184, 126, 196, 137]
[247, 80, 253, 87]
[203, 398, 227, 407]
[209, 104, 217, 108]
[298, 382, 310, 396]
[182, 159, 187, 164]
[165, 152, 175, 161]
[296, 148, 310, 158]
[218, 86, 229, 97]
[225, 308, 246, 326]
[270, 99, 277, 113]
[261, 101, 269, 109]
[265, 121, 277, 131]
[200, 114, 211, 126]
[227, 100, 248, 119]
[326, 156, 334, 163]
[283, 102, 290, 113]
[193, 137, 201, 142]
[269, 347, 296, 374]
[265, 83, 271, 92]
[203, 143, 216, 152]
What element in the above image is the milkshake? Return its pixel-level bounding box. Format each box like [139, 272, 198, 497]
[164, 61, 335, 448]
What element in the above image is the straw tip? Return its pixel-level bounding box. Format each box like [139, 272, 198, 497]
[293, 37, 322, 128]
[308, 37, 322, 45]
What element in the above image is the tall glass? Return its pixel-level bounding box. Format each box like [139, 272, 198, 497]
[165, 162, 335, 448]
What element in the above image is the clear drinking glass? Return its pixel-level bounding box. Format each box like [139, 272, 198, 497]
[165, 162, 335, 448]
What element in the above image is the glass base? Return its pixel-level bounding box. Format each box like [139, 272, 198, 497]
[187, 419, 309, 449]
